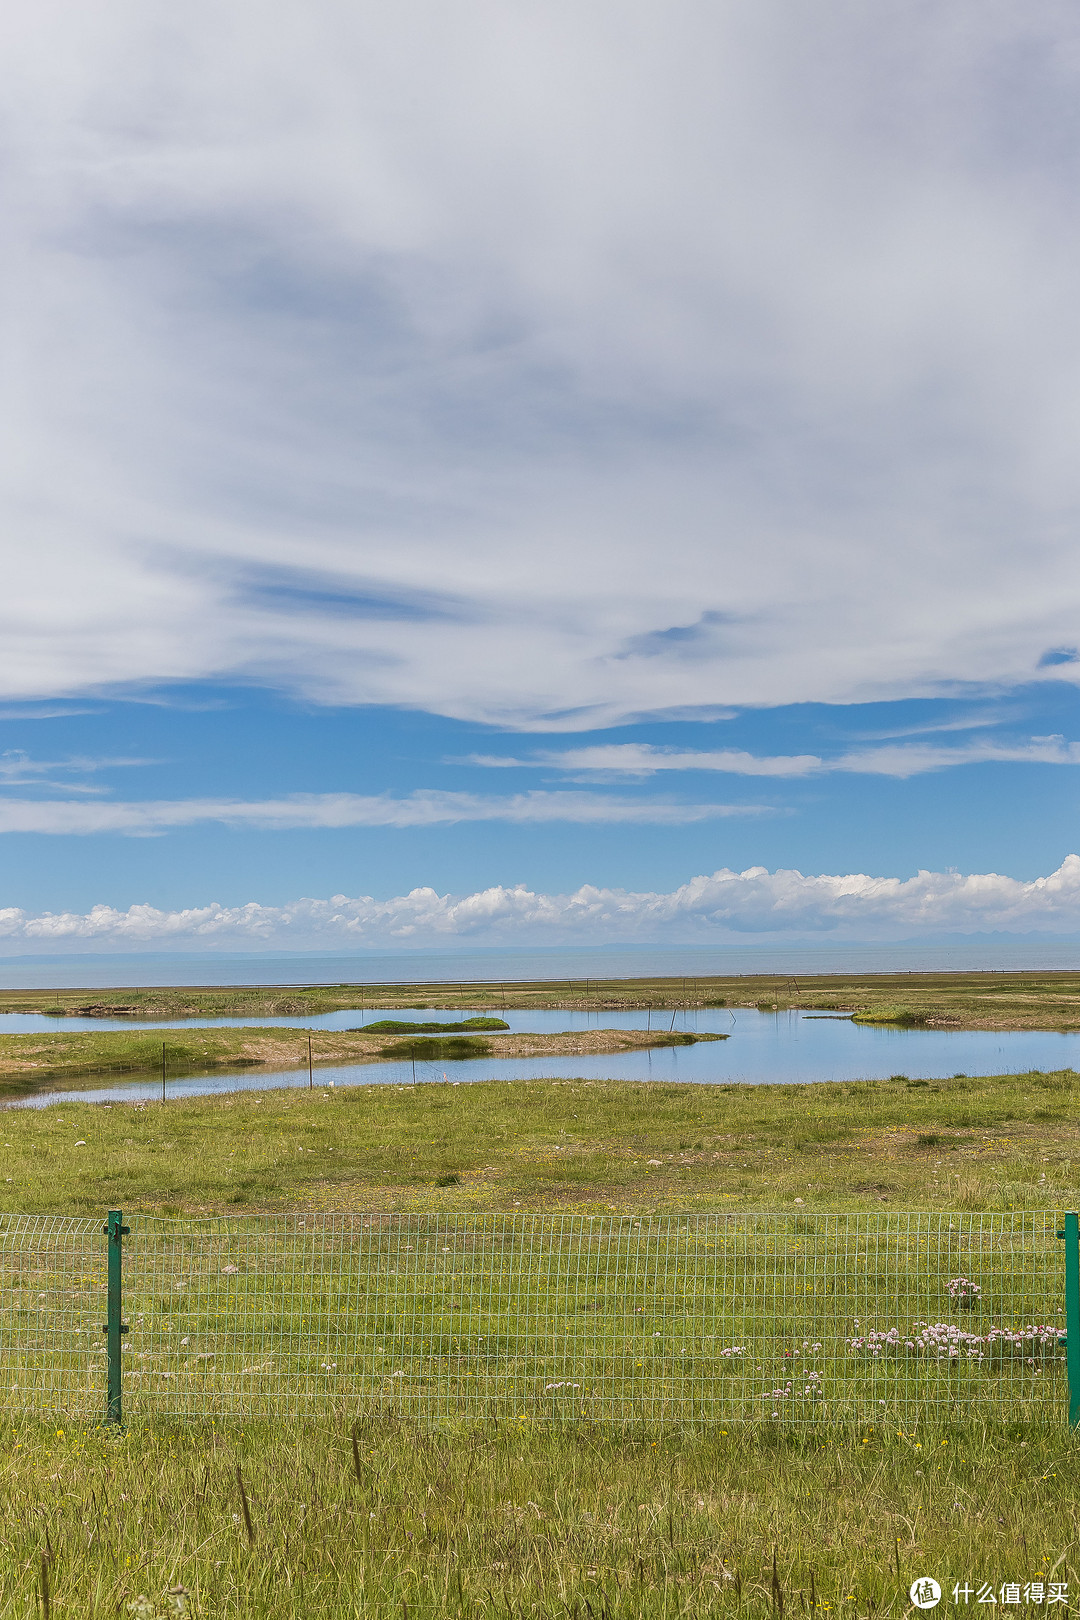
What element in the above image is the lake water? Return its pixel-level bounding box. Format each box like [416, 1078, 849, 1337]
[9, 1006, 1080, 1108]
[4, 938, 1080, 989]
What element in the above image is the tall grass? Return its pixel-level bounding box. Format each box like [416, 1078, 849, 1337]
[2, 1414, 1076, 1617]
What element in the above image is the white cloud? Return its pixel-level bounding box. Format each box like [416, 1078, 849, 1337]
[0, 790, 769, 835]
[6, 857, 1080, 948]
[470, 735, 1080, 779]
[0, 751, 151, 792]
[4, 4, 1080, 723]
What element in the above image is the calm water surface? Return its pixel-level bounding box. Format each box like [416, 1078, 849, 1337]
[4, 939, 1080, 989]
[9, 1007, 1080, 1108]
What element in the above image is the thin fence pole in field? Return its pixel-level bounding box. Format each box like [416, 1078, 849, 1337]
[105, 1208, 127, 1425]
[1061, 1210, 1080, 1427]
[161, 1043, 166, 1104]
[308, 1033, 313, 1090]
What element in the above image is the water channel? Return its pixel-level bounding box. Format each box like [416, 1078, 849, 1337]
[7, 1006, 1080, 1108]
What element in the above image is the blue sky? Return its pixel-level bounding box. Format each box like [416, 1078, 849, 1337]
[4, 2, 1080, 949]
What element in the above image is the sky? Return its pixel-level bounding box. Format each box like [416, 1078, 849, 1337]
[4, 0, 1080, 951]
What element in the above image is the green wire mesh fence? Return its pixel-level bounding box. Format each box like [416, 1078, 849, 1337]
[0, 1210, 1072, 1425]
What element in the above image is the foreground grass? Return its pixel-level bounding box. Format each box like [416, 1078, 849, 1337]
[3, 1415, 1075, 1618]
[4, 1075, 1079, 1617]
[4, 1070, 1079, 1215]
[10, 969, 1080, 1027]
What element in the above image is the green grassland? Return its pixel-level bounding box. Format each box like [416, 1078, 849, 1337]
[9, 968, 1080, 1027]
[3, 1413, 1076, 1620]
[3, 1071, 1079, 1616]
[2, 1069, 1077, 1215]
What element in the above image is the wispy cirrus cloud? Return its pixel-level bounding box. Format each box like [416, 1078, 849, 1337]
[0, 707, 100, 722]
[0, 791, 772, 836]
[468, 735, 1080, 780]
[0, 751, 153, 793]
[5, 857, 1080, 948]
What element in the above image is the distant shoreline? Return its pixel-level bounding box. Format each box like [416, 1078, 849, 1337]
[3, 969, 1080, 1032]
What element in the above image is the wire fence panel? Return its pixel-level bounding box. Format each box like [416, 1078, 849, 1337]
[0, 1215, 106, 1419]
[111, 1212, 1066, 1423]
[0, 1212, 1064, 1424]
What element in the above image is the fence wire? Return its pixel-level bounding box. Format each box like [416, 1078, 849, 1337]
[0, 1212, 1066, 1423]
[0, 1215, 106, 1417]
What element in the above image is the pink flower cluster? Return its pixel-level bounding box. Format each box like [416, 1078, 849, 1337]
[764, 1369, 823, 1402]
[848, 1321, 1061, 1365]
[946, 1276, 982, 1304]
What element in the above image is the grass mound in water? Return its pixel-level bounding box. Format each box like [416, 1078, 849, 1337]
[377, 1037, 493, 1060]
[356, 1017, 510, 1033]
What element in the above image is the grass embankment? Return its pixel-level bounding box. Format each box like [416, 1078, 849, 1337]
[0, 1027, 719, 1089]
[4, 1070, 1078, 1215]
[359, 1018, 509, 1032]
[8, 969, 1080, 1027]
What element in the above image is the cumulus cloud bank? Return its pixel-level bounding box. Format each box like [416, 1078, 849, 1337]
[6, 858, 1080, 950]
[5, 3, 1080, 725]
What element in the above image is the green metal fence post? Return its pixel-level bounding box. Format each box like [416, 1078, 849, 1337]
[1057, 1212, 1080, 1428]
[104, 1209, 129, 1425]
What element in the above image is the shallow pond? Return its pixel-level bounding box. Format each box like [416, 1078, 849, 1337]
[8, 1006, 1080, 1107]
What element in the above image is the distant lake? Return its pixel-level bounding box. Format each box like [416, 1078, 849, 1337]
[10, 1005, 1080, 1108]
[3, 939, 1080, 989]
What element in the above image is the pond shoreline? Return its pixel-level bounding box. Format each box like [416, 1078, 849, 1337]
[0, 1024, 728, 1088]
[6, 968, 1080, 1030]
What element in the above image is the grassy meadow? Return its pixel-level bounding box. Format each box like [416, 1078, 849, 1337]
[2, 1069, 1077, 1216]
[1, 1044, 1079, 1614]
[3, 1412, 1076, 1619]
